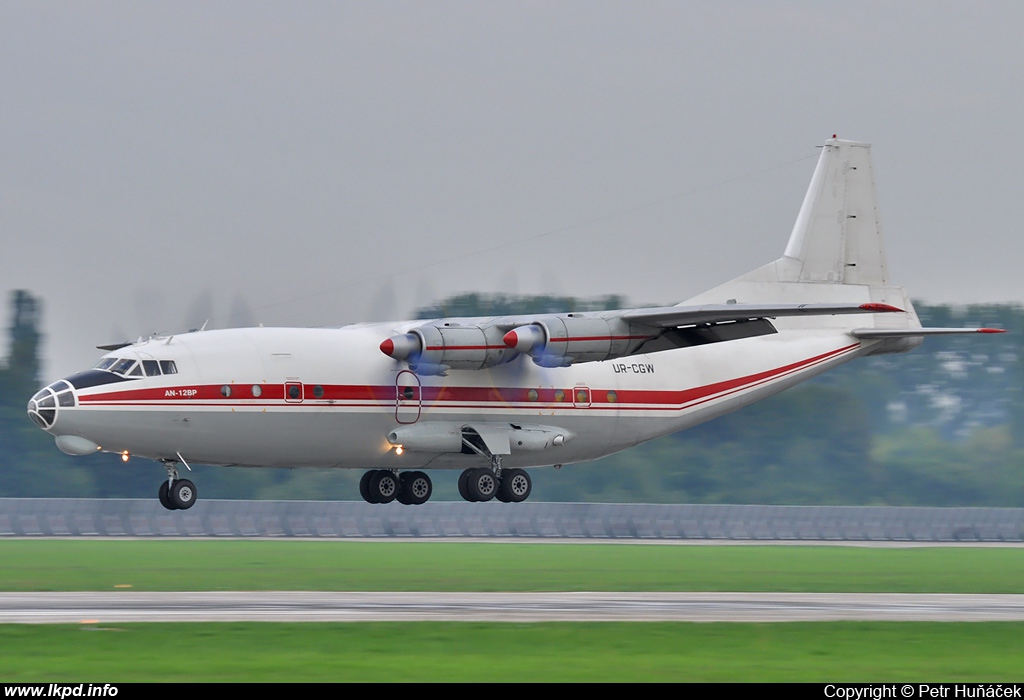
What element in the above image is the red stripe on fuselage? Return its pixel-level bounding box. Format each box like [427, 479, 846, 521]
[75, 343, 860, 412]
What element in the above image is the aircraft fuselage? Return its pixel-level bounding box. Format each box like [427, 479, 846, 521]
[38, 323, 866, 472]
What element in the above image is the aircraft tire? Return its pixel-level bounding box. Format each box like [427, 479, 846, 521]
[466, 468, 498, 502]
[369, 470, 399, 504]
[458, 469, 474, 501]
[359, 471, 377, 504]
[158, 481, 177, 511]
[498, 468, 532, 503]
[170, 479, 197, 510]
[398, 471, 432, 506]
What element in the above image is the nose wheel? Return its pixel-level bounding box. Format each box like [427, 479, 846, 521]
[158, 459, 197, 510]
[158, 478, 198, 510]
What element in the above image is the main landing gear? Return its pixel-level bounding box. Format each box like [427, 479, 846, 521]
[359, 469, 433, 505]
[158, 460, 197, 511]
[458, 465, 532, 503]
[357, 459, 533, 505]
[458, 454, 532, 503]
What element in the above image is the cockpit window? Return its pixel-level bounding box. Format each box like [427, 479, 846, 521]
[110, 359, 136, 375]
[92, 356, 177, 378]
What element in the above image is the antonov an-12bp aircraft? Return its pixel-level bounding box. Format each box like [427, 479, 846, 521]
[28, 138, 1003, 510]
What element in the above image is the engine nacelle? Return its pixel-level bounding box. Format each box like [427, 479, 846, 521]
[503, 316, 654, 366]
[381, 323, 516, 372]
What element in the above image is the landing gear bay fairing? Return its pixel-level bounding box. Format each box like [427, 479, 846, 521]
[28, 139, 1002, 509]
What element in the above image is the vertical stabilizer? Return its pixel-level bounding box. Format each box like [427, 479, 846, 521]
[782, 138, 888, 286]
[684, 137, 900, 305]
[682, 137, 922, 341]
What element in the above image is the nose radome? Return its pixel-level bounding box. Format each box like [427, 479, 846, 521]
[27, 388, 56, 430]
[26, 380, 77, 431]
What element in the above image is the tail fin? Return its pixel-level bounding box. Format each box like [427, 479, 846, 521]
[781, 138, 888, 286]
[683, 137, 915, 327]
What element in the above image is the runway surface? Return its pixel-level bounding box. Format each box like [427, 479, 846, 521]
[2, 592, 1024, 623]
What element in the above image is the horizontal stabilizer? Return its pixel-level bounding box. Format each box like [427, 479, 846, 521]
[851, 327, 1006, 339]
[624, 302, 903, 328]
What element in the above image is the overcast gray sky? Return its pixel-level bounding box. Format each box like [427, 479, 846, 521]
[3, 1, 1023, 378]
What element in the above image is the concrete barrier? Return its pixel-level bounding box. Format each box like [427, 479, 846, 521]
[1, 498, 1022, 541]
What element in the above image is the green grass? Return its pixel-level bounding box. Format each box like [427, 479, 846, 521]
[1, 540, 1022, 592]
[1, 621, 1022, 682]
[3, 540, 1022, 681]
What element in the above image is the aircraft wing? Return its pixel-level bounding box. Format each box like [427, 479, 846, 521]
[379, 302, 907, 374]
[622, 302, 902, 327]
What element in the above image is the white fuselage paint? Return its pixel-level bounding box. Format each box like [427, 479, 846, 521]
[44, 322, 868, 472]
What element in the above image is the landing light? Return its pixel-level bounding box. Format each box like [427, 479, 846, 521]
[394, 445, 404, 455]
[121, 451, 130, 462]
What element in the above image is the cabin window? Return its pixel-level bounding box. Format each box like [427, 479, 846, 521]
[606, 390, 618, 403]
[554, 389, 565, 402]
[313, 385, 324, 399]
[527, 389, 539, 402]
[251, 385, 262, 398]
[288, 384, 301, 400]
[221, 385, 232, 398]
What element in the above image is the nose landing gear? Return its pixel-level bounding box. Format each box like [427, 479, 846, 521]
[158, 458, 197, 511]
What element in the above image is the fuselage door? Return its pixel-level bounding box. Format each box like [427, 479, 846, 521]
[395, 370, 422, 424]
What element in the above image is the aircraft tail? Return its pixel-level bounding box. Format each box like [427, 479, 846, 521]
[682, 137, 923, 342]
[780, 138, 889, 286]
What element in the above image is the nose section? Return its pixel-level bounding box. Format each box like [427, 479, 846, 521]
[26, 379, 76, 431]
